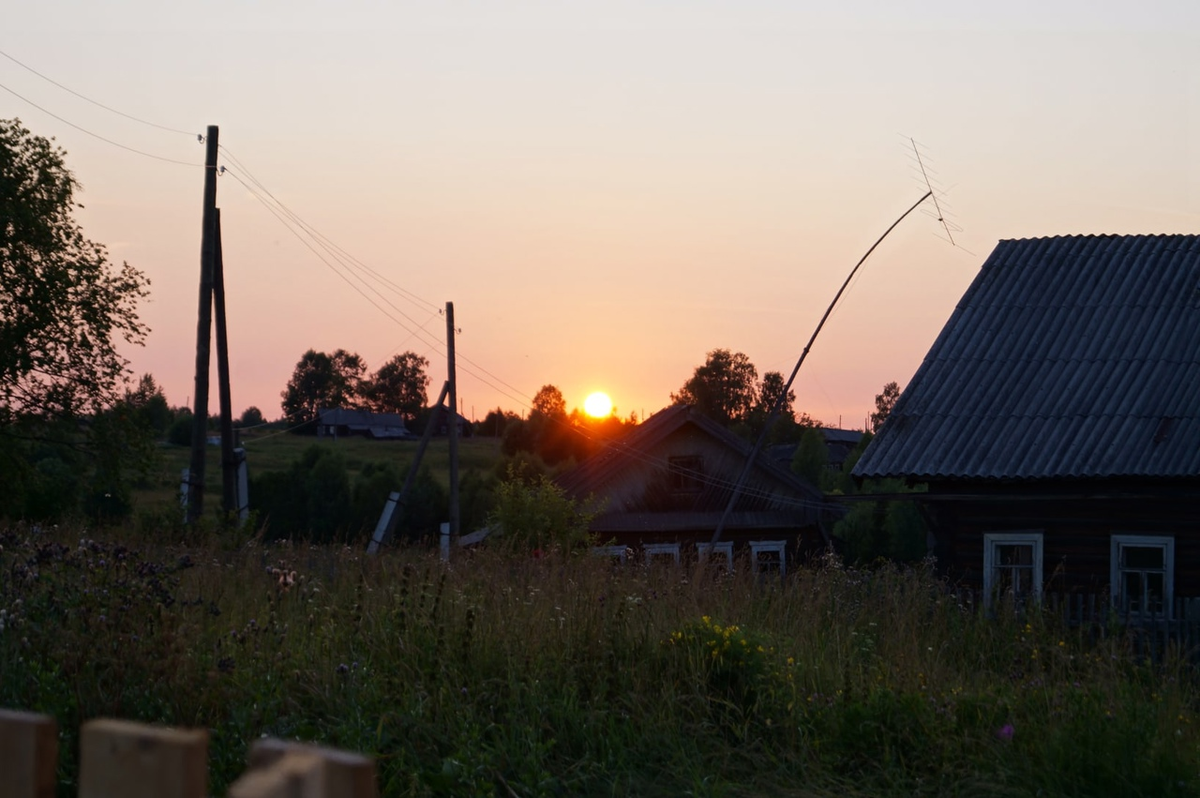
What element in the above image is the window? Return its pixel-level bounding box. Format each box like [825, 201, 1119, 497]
[1111, 535, 1174, 619]
[591, 544, 629, 565]
[983, 532, 1043, 609]
[696, 542, 733, 571]
[643, 542, 680, 566]
[668, 456, 704, 493]
[749, 540, 787, 579]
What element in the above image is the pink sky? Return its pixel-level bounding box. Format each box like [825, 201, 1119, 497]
[4, 3, 1198, 428]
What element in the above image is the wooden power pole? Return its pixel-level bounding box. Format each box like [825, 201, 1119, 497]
[187, 126, 219, 523]
[446, 302, 460, 537]
[213, 210, 237, 514]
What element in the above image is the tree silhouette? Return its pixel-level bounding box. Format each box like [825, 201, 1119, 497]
[671, 349, 758, 426]
[280, 349, 366, 425]
[361, 352, 429, 423]
[0, 118, 150, 421]
[870, 381, 901, 433]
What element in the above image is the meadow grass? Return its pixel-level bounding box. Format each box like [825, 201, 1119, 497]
[138, 434, 504, 513]
[1, 525, 1198, 796]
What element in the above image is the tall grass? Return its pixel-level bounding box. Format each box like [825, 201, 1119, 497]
[1, 525, 1197, 796]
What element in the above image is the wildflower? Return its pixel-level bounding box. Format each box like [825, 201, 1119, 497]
[996, 723, 1015, 742]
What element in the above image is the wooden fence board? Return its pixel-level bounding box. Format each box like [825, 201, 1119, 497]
[248, 738, 377, 798]
[229, 752, 327, 798]
[79, 719, 208, 798]
[0, 709, 57, 798]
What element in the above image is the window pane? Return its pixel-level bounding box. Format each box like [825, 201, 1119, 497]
[997, 544, 1033, 566]
[1123, 572, 1144, 612]
[1146, 573, 1164, 611]
[994, 565, 1031, 598]
[1123, 545, 1164, 570]
[668, 456, 703, 492]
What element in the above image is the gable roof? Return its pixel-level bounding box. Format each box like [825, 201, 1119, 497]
[559, 404, 826, 511]
[854, 234, 1200, 481]
[318, 408, 408, 429]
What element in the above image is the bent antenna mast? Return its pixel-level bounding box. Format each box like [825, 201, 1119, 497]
[710, 189, 932, 545]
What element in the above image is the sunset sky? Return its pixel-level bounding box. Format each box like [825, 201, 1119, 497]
[4, 2, 1198, 429]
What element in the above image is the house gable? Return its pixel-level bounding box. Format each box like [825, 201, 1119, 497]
[559, 405, 830, 547]
[849, 234, 1200, 601]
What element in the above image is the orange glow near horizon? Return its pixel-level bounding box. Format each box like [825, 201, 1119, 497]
[583, 392, 614, 418]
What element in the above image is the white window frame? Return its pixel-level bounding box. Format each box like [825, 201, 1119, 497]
[982, 532, 1043, 609]
[696, 542, 733, 570]
[591, 544, 629, 565]
[643, 542, 680, 566]
[749, 540, 787, 579]
[1110, 535, 1174, 620]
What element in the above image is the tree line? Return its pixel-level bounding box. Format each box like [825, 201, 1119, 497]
[280, 349, 430, 427]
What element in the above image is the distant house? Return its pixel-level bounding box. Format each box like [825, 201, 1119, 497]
[558, 405, 837, 573]
[768, 427, 865, 472]
[425, 405, 472, 438]
[853, 234, 1200, 615]
[316, 409, 413, 440]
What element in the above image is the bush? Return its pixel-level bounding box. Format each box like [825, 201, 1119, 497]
[487, 466, 597, 553]
[167, 413, 194, 447]
[250, 446, 353, 543]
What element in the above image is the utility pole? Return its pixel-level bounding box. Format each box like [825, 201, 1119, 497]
[446, 302, 460, 537]
[213, 210, 237, 515]
[187, 126, 219, 523]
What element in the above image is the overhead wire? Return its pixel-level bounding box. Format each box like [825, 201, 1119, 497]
[218, 145, 439, 315]
[220, 167, 447, 356]
[0, 81, 202, 167]
[0, 47, 196, 136]
[211, 148, 558, 417]
[217, 163, 542, 415]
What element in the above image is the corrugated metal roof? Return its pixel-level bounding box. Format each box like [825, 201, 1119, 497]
[854, 234, 1200, 480]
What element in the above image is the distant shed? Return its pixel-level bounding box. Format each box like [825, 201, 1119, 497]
[316, 409, 412, 440]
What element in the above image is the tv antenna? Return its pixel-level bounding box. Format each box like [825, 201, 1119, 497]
[907, 136, 963, 248]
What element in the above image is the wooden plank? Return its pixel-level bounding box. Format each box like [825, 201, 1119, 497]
[0, 709, 58, 798]
[79, 718, 207, 798]
[229, 752, 327, 798]
[248, 738, 377, 798]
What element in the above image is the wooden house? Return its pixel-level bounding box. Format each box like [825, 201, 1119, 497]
[768, 427, 865, 471]
[425, 405, 472, 437]
[853, 234, 1200, 615]
[316, 409, 413, 440]
[558, 405, 835, 572]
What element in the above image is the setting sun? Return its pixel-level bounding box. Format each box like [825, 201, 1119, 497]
[583, 392, 613, 418]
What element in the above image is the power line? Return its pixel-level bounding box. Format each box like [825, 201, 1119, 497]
[0, 81, 201, 167]
[221, 168, 448, 356]
[0, 48, 196, 136]
[218, 145, 439, 314]
[215, 159, 543, 415]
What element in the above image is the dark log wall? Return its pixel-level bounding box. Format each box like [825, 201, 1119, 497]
[924, 478, 1200, 596]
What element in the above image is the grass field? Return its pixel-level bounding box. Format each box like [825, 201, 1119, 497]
[2, 524, 1198, 797]
[137, 432, 505, 515]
